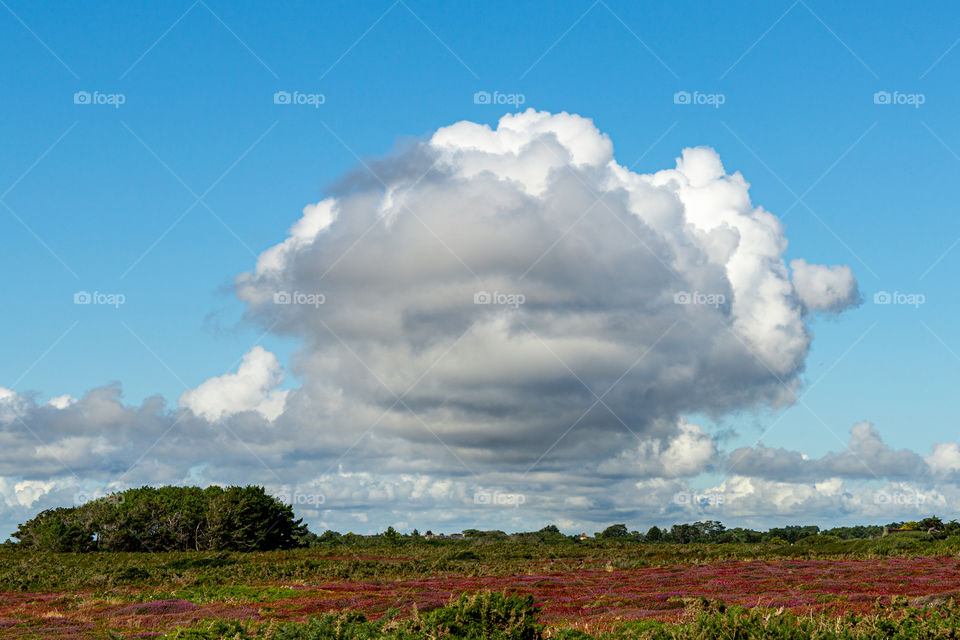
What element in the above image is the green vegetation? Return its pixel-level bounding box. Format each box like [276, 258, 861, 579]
[5, 537, 960, 638]
[149, 594, 960, 639]
[3, 534, 960, 594]
[11, 485, 306, 552]
[156, 591, 541, 640]
[7, 487, 960, 638]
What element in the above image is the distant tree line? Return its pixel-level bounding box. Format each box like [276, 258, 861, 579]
[300, 517, 956, 547]
[11, 483, 956, 552]
[11, 486, 306, 552]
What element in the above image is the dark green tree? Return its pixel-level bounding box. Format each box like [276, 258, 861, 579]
[12, 485, 307, 552]
[598, 524, 629, 539]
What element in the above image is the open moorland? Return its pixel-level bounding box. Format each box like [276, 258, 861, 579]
[4, 533, 960, 639]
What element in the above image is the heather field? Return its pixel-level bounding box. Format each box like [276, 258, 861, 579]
[4, 536, 960, 639]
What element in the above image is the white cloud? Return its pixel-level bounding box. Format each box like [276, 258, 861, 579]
[926, 442, 960, 474]
[236, 109, 860, 472]
[179, 346, 289, 421]
[790, 258, 860, 313]
[0, 387, 26, 422]
[46, 395, 77, 409]
[599, 420, 716, 477]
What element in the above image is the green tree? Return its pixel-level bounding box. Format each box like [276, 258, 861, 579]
[382, 526, 401, 544]
[13, 485, 307, 552]
[598, 524, 629, 539]
[11, 507, 93, 551]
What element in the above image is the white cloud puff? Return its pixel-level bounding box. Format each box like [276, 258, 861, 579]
[790, 258, 860, 313]
[179, 346, 289, 421]
[926, 442, 960, 474]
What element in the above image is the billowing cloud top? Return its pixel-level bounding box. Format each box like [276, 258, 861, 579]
[235, 109, 859, 471]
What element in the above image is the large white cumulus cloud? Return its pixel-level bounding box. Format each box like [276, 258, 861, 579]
[235, 109, 859, 470]
[9, 110, 939, 536]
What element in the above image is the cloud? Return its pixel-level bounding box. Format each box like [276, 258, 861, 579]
[46, 395, 77, 410]
[790, 258, 860, 314]
[598, 419, 716, 477]
[179, 346, 289, 421]
[235, 109, 860, 472]
[926, 442, 960, 475]
[727, 422, 931, 482]
[4, 110, 923, 536]
[0, 387, 27, 422]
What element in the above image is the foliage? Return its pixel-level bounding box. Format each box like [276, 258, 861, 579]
[154, 591, 542, 639]
[597, 524, 629, 539]
[152, 598, 960, 640]
[12, 485, 306, 552]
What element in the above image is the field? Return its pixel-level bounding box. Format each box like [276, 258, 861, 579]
[3, 534, 960, 639]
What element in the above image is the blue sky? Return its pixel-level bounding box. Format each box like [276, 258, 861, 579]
[2, 0, 960, 534]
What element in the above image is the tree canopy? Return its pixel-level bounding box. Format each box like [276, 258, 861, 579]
[12, 485, 306, 552]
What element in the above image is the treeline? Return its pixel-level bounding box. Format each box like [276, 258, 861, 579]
[591, 520, 948, 544]
[11, 483, 956, 552]
[304, 517, 956, 547]
[11, 486, 306, 552]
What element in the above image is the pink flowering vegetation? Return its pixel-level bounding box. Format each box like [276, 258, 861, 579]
[3, 556, 960, 638]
